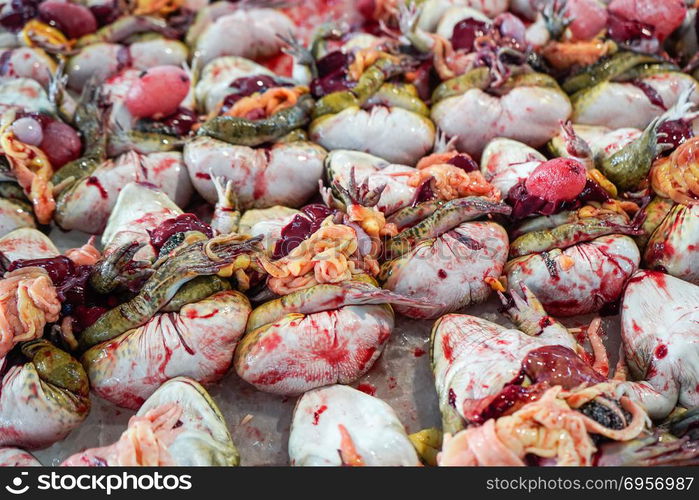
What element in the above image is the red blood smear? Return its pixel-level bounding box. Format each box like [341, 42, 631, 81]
[149, 213, 213, 251]
[649, 270, 667, 290]
[355, 346, 377, 371]
[654, 344, 668, 359]
[413, 348, 426, 357]
[195, 172, 211, 180]
[630, 79, 665, 110]
[437, 269, 447, 279]
[645, 241, 674, 266]
[185, 308, 218, 320]
[464, 383, 541, 425]
[86, 176, 108, 199]
[312, 404, 328, 425]
[357, 383, 376, 396]
[259, 53, 293, 78]
[441, 334, 455, 363]
[448, 388, 457, 407]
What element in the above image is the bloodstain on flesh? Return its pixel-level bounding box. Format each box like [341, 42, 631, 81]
[654, 344, 668, 359]
[86, 176, 108, 199]
[312, 404, 328, 425]
[357, 383, 376, 396]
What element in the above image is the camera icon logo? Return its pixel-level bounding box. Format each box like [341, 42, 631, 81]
[5, 472, 29, 495]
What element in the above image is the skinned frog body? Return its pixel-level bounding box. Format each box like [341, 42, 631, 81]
[0, 193, 35, 239]
[309, 104, 435, 167]
[508, 212, 643, 258]
[480, 138, 547, 195]
[430, 67, 571, 157]
[324, 150, 418, 216]
[431, 286, 579, 434]
[563, 51, 699, 130]
[617, 270, 699, 420]
[194, 56, 279, 115]
[289, 384, 421, 466]
[54, 151, 193, 234]
[0, 228, 90, 450]
[380, 197, 511, 319]
[642, 203, 699, 285]
[188, 5, 295, 68]
[234, 278, 431, 396]
[63, 377, 239, 466]
[196, 93, 315, 147]
[78, 234, 262, 350]
[312, 57, 424, 119]
[505, 233, 640, 316]
[65, 38, 188, 91]
[0, 340, 90, 450]
[101, 182, 183, 261]
[82, 290, 250, 410]
[184, 137, 325, 210]
[431, 286, 649, 461]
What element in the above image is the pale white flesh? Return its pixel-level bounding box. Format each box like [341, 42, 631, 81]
[55, 151, 192, 234]
[289, 384, 420, 466]
[326, 149, 417, 215]
[184, 137, 325, 209]
[618, 271, 699, 419]
[101, 182, 182, 258]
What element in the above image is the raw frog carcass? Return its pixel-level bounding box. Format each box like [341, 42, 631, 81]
[616, 270, 699, 420]
[288, 384, 420, 466]
[80, 183, 259, 409]
[62, 377, 239, 466]
[432, 285, 697, 466]
[234, 210, 431, 395]
[0, 228, 90, 450]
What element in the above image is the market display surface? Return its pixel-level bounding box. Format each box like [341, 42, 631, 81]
[0, 0, 698, 467]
